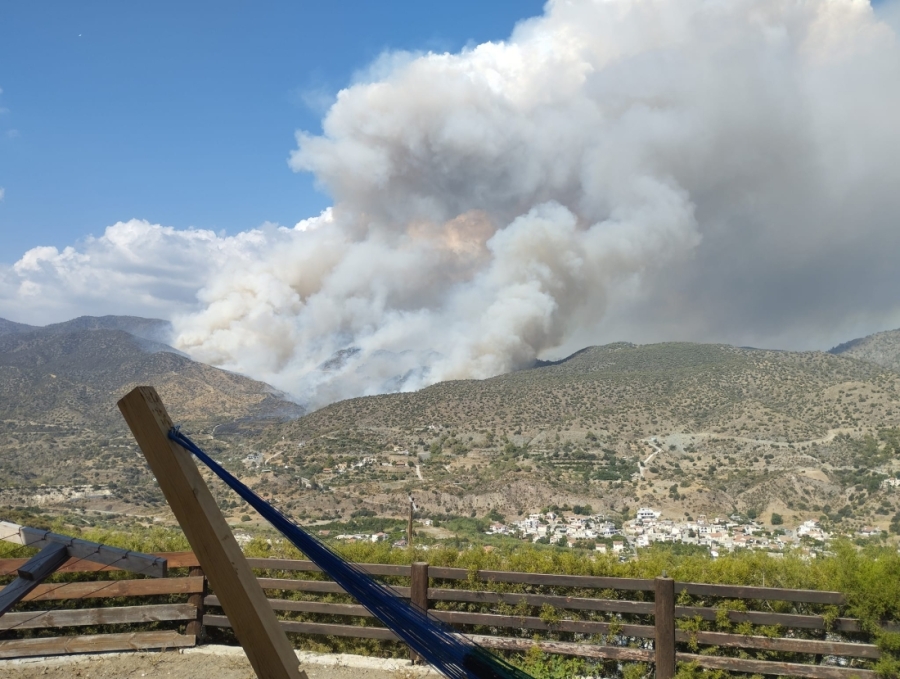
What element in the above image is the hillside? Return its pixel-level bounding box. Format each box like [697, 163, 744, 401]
[830, 328, 900, 373]
[297, 343, 900, 440]
[0, 316, 303, 498]
[235, 343, 900, 535]
[4, 326, 900, 543]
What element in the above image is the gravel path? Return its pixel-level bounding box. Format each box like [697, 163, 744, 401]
[0, 645, 442, 679]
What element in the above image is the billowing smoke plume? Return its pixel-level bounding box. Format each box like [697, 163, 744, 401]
[6, 0, 899, 408]
[174, 0, 900, 406]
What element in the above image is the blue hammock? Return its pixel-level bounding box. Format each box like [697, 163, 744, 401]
[169, 428, 535, 679]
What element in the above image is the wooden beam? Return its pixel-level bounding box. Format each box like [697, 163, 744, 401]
[0, 521, 167, 578]
[118, 386, 306, 679]
[16, 542, 68, 581]
[0, 543, 69, 616]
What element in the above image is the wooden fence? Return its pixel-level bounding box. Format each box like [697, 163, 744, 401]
[0, 552, 889, 678]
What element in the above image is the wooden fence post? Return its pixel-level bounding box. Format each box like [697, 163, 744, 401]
[655, 576, 676, 679]
[185, 566, 207, 643]
[409, 562, 429, 664]
[118, 386, 307, 679]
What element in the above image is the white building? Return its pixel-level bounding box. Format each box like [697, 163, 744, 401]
[636, 508, 661, 522]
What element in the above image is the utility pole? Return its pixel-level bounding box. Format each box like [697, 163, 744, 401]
[407, 495, 417, 548]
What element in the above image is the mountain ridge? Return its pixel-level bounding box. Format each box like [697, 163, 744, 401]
[830, 327, 900, 373]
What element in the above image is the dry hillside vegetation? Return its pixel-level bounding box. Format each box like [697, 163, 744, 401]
[239, 343, 900, 533]
[4, 321, 900, 541]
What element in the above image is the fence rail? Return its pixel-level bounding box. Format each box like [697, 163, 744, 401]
[0, 552, 887, 677]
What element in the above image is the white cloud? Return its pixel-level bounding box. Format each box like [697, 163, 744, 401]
[0, 215, 330, 327]
[0, 187, 5, 201]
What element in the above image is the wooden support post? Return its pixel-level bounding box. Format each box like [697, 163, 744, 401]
[655, 576, 676, 679]
[185, 566, 207, 642]
[409, 561, 429, 664]
[118, 387, 306, 679]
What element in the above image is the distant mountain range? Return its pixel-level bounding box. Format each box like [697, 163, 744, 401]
[0, 314, 173, 343]
[0, 315, 303, 491]
[0, 315, 303, 426]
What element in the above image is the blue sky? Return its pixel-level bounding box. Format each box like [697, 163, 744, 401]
[0, 1, 545, 261]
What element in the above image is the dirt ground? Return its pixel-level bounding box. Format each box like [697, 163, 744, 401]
[0, 646, 441, 679]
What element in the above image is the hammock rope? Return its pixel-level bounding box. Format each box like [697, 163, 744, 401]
[168, 428, 535, 679]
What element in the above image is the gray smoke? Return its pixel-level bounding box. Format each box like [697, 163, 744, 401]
[170, 0, 900, 407]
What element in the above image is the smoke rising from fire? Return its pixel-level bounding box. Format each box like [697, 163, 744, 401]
[10, 0, 898, 408]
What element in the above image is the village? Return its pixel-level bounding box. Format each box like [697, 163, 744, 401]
[486, 507, 837, 559]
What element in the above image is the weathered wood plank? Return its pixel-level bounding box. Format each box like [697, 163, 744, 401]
[119, 387, 306, 679]
[0, 631, 195, 659]
[255, 577, 410, 598]
[430, 610, 655, 638]
[678, 582, 845, 605]
[247, 558, 411, 577]
[676, 652, 878, 679]
[206, 595, 372, 617]
[675, 605, 861, 631]
[22, 575, 205, 602]
[280, 619, 398, 640]
[155, 552, 200, 569]
[677, 630, 880, 659]
[467, 634, 654, 662]
[428, 568, 656, 590]
[204, 614, 399, 640]
[0, 603, 196, 630]
[427, 588, 655, 614]
[254, 578, 345, 594]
